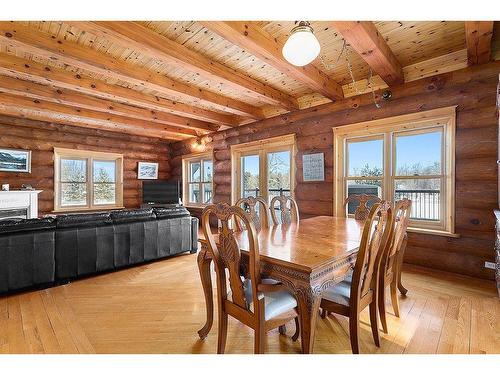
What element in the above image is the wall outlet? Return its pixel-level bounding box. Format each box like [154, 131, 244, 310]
[484, 261, 496, 270]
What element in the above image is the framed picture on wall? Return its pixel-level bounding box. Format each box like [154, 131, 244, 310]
[0, 148, 31, 173]
[138, 162, 159, 180]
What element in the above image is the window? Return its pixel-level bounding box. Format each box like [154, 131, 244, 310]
[182, 153, 213, 206]
[333, 107, 456, 235]
[54, 148, 123, 211]
[231, 134, 295, 204]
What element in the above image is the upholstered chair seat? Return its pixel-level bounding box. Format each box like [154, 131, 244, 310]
[240, 279, 297, 321]
[322, 280, 352, 307]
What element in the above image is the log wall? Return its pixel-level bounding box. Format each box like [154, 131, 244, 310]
[170, 61, 500, 280]
[0, 115, 171, 215]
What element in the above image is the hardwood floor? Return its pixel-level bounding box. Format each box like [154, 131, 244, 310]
[0, 253, 498, 354]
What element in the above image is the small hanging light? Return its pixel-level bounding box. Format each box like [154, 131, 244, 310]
[282, 21, 321, 66]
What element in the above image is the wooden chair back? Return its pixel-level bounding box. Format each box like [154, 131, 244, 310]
[383, 199, 411, 276]
[201, 203, 261, 313]
[234, 196, 270, 232]
[351, 201, 394, 300]
[344, 194, 382, 221]
[269, 195, 299, 225]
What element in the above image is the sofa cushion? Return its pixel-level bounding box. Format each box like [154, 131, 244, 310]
[56, 212, 112, 229]
[110, 208, 155, 224]
[0, 217, 56, 234]
[153, 206, 190, 219]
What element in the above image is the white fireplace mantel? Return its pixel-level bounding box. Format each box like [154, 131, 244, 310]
[0, 190, 43, 219]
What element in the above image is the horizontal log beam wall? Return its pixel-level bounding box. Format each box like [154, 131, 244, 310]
[0, 115, 171, 215]
[170, 61, 500, 280]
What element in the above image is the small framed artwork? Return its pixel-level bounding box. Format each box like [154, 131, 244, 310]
[0, 148, 31, 173]
[302, 152, 324, 182]
[138, 162, 159, 180]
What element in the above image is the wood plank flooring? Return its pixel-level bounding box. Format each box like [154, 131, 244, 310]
[0, 253, 498, 354]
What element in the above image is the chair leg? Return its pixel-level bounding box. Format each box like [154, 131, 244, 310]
[254, 325, 265, 354]
[378, 284, 388, 334]
[292, 317, 300, 342]
[390, 280, 400, 318]
[217, 311, 228, 354]
[278, 324, 286, 335]
[369, 301, 380, 348]
[349, 313, 360, 354]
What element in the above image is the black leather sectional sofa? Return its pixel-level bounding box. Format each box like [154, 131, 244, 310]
[0, 207, 198, 295]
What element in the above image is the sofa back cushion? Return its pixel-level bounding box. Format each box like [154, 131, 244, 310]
[56, 212, 112, 229]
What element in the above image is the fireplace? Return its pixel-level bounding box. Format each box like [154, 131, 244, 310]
[0, 190, 42, 219]
[0, 208, 28, 220]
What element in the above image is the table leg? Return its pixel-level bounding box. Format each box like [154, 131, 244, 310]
[197, 245, 214, 339]
[296, 287, 321, 354]
[396, 234, 408, 296]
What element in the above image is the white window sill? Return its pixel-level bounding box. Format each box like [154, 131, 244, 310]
[52, 206, 125, 213]
[407, 227, 460, 238]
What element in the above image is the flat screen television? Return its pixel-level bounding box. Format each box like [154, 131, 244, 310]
[142, 180, 180, 205]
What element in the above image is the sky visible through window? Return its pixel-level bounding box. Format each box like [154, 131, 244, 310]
[348, 131, 441, 175]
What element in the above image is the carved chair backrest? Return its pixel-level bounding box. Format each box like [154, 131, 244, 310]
[269, 195, 299, 225]
[351, 201, 394, 301]
[234, 196, 270, 232]
[382, 199, 411, 276]
[202, 203, 261, 314]
[344, 194, 382, 221]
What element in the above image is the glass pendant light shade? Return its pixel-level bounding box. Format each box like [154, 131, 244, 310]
[282, 22, 321, 66]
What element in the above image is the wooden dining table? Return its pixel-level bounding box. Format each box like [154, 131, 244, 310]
[196, 215, 365, 354]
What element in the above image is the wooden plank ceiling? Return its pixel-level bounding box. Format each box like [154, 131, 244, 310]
[0, 20, 497, 141]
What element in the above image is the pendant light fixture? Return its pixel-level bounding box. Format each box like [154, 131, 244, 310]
[282, 21, 321, 66]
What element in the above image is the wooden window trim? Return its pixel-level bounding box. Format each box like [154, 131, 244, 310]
[53, 147, 124, 213]
[182, 151, 213, 208]
[230, 134, 296, 204]
[333, 106, 456, 236]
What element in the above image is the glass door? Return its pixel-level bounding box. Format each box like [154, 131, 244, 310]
[266, 150, 291, 204]
[240, 154, 260, 199]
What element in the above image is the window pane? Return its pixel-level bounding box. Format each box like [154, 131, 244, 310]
[346, 180, 382, 215]
[395, 178, 441, 221]
[94, 183, 116, 205]
[267, 151, 291, 203]
[61, 182, 87, 206]
[395, 130, 442, 176]
[203, 160, 213, 182]
[93, 160, 116, 183]
[189, 183, 200, 203]
[347, 139, 384, 177]
[61, 159, 86, 182]
[241, 154, 260, 198]
[202, 183, 212, 204]
[190, 161, 201, 182]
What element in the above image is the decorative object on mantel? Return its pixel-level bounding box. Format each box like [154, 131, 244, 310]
[1, 184, 9, 191]
[282, 21, 320, 66]
[0, 148, 31, 173]
[138, 162, 159, 180]
[302, 152, 325, 182]
[21, 184, 35, 191]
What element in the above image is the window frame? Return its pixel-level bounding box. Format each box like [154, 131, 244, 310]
[182, 152, 213, 208]
[54, 148, 124, 212]
[333, 106, 456, 236]
[231, 134, 296, 204]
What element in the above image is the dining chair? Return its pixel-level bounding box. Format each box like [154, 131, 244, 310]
[320, 201, 394, 354]
[344, 194, 382, 221]
[269, 195, 299, 225]
[235, 196, 270, 232]
[201, 202, 300, 354]
[378, 199, 412, 333]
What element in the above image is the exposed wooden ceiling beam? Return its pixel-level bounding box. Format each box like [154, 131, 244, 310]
[331, 21, 404, 85]
[0, 76, 217, 133]
[465, 21, 494, 65]
[66, 21, 299, 111]
[0, 93, 195, 140]
[201, 21, 344, 101]
[0, 22, 264, 119]
[0, 53, 237, 127]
